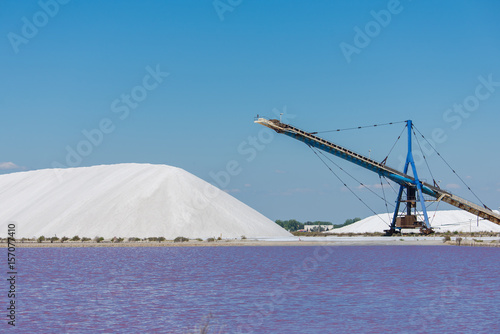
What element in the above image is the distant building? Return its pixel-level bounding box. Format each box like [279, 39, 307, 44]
[303, 225, 334, 232]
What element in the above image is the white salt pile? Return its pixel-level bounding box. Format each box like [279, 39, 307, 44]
[328, 210, 500, 234]
[0, 163, 291, 239]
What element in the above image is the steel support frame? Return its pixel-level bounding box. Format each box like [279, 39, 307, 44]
[389, 120, 431, 233]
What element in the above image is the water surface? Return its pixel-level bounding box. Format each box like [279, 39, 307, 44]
[11, 246, 500, 333]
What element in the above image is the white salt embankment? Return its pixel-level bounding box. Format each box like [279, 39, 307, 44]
[0, 164, 291, 239]
[328, 210, 500, 234]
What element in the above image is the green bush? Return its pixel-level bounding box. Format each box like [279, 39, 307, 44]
[81, 237, 91, 242]
[241, 235, 247, 240]
[158, 237, 166, 242]
[174, 236, 189, 243]
[71, 235, 81, 241]
[442, 235, 451, 243]
[275, 219, 305, 232]
[61, 236, 69, 243]
[37, 236, 45, 243]
[195, 238, 203, 242]
[207, 238, 215, 242]
[128, 237, 140, 242]
[50, 236, 59, 243]
[94, 236, 104, 243]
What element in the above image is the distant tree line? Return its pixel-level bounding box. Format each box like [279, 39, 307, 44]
[304, 221, 333, 226]
[275, 217, 362, 232]
[275, 219, 304, 232]
[334, 217, 361, 229]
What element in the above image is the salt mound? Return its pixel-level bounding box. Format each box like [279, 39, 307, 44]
[0, 163, 291, 239]
[329, 210, 500, 234]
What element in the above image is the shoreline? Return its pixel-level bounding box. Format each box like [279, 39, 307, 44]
[0, 238, 462, 248]
[3, 236, 499, 248]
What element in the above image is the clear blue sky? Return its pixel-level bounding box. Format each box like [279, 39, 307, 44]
[1, 0, 499, 223]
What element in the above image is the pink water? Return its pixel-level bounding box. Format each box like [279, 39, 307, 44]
[11, 246, 500, 333]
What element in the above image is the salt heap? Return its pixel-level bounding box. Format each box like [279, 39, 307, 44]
[0, 163, 291, 239]
[329, 210, 500, 234]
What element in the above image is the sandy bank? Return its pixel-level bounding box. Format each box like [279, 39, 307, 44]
[0, 236, 464, 248]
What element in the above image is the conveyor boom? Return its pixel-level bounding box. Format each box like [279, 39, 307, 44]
[255, 118, 500, 225]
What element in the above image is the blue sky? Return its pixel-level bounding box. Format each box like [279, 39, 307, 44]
[1, 0, 500, 223]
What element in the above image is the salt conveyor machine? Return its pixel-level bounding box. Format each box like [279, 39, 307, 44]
[255, 118, 500, 235]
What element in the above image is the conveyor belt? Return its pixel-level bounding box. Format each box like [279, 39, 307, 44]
[255, 118, 500, 225]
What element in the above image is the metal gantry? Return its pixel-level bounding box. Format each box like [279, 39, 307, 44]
[255, 117, 500, 234]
